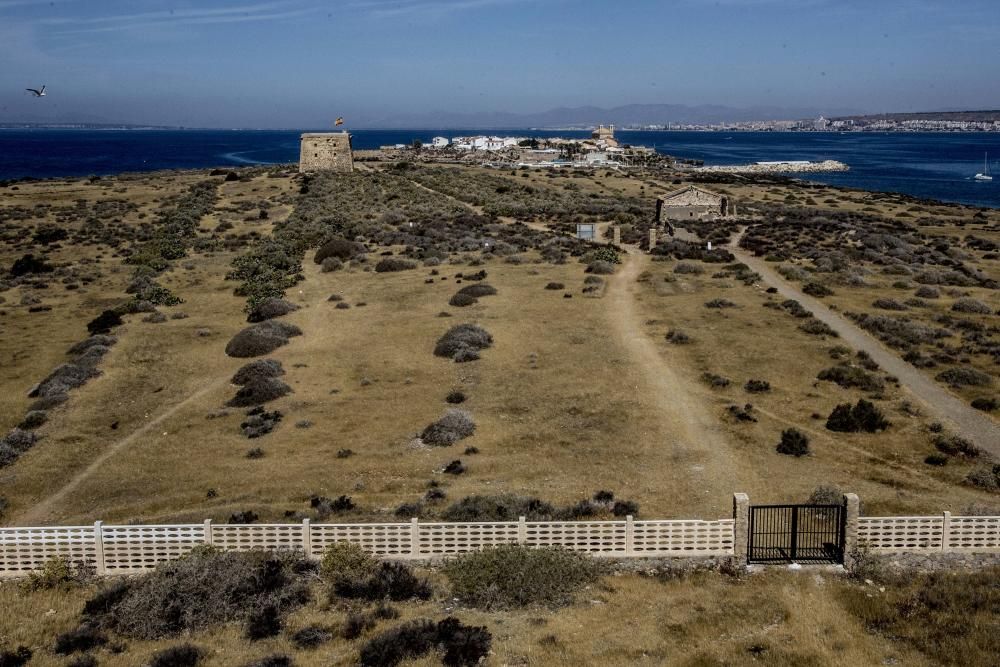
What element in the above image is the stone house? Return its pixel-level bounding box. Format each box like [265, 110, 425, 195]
[299, 132, 354, 173]
[656, 185, 734, 222]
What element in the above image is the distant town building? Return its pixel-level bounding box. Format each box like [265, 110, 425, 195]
[299, 132, 354, 173]
[657, 185, 734, 222]
[431, 136, 449, 148]
[591, 124, 619, 148]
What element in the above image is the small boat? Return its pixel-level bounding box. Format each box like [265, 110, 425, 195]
[974, 152, 992, 181]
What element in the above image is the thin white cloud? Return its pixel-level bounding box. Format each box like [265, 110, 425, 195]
[348, 0, 546, 18]
[41, 1, 320, 33]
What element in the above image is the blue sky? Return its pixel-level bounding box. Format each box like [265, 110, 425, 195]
[1, 0, 999, 127]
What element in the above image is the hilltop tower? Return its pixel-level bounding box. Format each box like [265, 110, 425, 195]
[299, 131, 354, 173]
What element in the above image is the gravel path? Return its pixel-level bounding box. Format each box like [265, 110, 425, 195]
[726, 234, 1000, 456]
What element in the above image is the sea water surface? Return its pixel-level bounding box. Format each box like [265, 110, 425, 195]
[0, 129, 997, 208]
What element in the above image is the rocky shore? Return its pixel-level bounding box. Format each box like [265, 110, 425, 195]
[691, 159, 849, 174]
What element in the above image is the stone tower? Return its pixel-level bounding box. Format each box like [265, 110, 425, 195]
[299, 132, 354, 173]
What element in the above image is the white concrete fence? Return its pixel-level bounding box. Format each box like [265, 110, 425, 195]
[1, 496, 997, 578]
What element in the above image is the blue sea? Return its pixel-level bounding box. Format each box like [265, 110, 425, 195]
[1, 128, 998, 208]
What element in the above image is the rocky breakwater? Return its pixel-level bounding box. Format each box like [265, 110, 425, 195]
[692, 159, 849, 174]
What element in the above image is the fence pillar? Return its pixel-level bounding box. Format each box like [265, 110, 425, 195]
[612, 225, 621, 245]
[302, 518, 312, 557]
[625, 515, 635, 556]
[203, 519, 213, 546]
[842, 493, 860, 569]
[941, 511, 951, 552]
[410, 518, 420, 560]
[93, 521, 106, 576]
[518, 516, 527, 545]
[732, 493, 749, 566]
[648, 228, 658, 250]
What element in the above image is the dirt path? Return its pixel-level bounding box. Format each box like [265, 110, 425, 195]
[18, 378, 228, 525]
[605, 250, 760, 509]
[727, 233, 1000, 456]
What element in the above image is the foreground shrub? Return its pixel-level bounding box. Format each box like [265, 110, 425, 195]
[825, 399, 890, 433]
[21, 556, 88, 592]
[86, 310, 123, 335]
[965, 465, 1000, 491]
[951, 298, 992, 314]
[231, 359, 285, 385]
[319, 542, 377, 584]
[82, 549, 310, 640]
[226, 378, 292, 407]
[839, 567, 1000, 665]
[971, 397, 998, 412]
[807, 485, 843, 506]
[934, 435, 982, 459]
[421, 409, 475, 445]
[225, 321, 302, 358]
[444, 545, 603, 609]
[54, 622, 107, 654]
[776, 428, 809, 457]
[0, 647, 31, 667]
[333, 561, 432, 602]
[585, 260, 615, 275]
[448, 292, 477, 307]
[457, 283, 497, 298]
[291, 624, 333, 649]
[359, 617, 491, 667]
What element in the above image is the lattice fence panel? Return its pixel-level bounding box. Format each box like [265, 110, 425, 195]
[310, 523, 413, 558]
[417, 522, 519, 557]
[948, 516, 1000, 550]
[858, 516, 943, 551]
[102, 524, 206, 573]
[525, 521, 627, 555]
[211, 524, 306, 552]
[633, 520, 735, 555]
[0, 527, 96, 577]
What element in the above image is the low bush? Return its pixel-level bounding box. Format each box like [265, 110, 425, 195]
[934, 435, 982, 459]
[971, 397, 998, 412]
[240, 409, 284, 438]
[965, 465, 1000, 491]
[82, 549, 310, 640]
[457, 283, 497, 298]
[359, 617, 491, 667]
[872, 298, 908, 311]
[744, 379, 770, 393]
[315, 237, 363, 264]
[826, 399, 890, 433]
[936, 367, 992, 387]
[148, 644, 204, 667]
[319, 542, 377, 584]
[807, 485, 843, 505]
[585, 260, 615, 275]
[311, 495, 355, 516]
[333, 561, 432, 602]
[803, 282, 834, 297]
[544, 282, 564, 290]
[776, 428, 809, 457]
[375, 258, 417, 272]
[433, 324, 493, 360]
[951, 298, 992, 314]
[243, 655, 292, 667]
[914, 286, 940, 299]
[924, 454, 948, 466]
[225, 321, 302, 358]
[421, 409, 475, 445]
[444, 544, 603, 609]
[448, 292, 477, 307]
[246, 297, 299, 323]
[21, 556, 88, 592]
[446, 390, 466, 404]
[54, 622, 107, 654]
[705, 298, 737, 309]
[442, 494, 555, 521]
[817, 365, 884, 392]
[231, 359, 285, 385]
[227, 379, 292, 407]
[0, 647, 31, 667]
[291, 624, 333, 649]
[673, 262, 703, 275]
[86, 309, 123, 335]
[799, 318, 839, 337]
[665, 329, 691, 344]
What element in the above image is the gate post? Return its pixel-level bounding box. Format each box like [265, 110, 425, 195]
[842, 493, 860, 569]
[93, 521, 106, 576]
[648, 228, 658, 250]
[733, 493, 749, 566]
[612, 225, 621, 246]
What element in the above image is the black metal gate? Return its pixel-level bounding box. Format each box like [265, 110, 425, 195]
[748, 504, 845, 564]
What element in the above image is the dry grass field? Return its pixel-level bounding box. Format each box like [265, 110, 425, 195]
[1, 163, 998, 665]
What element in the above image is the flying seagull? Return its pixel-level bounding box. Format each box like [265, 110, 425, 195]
[26, 85, 46, 97]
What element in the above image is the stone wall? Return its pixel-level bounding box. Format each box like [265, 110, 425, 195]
[299, 132, 354, 173]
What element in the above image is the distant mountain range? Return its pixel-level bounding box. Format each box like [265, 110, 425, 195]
[357, 104, 864, 129]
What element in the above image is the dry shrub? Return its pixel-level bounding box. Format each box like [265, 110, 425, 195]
[826, 399, 890, 433]
[433, 324, 493, 360]
[421, 409, 475, 446]
[226, 378, 292, 407]
[936, 367, 992, 387]
[86, 309, 123, 334]
[586, 260, 615, 275]
[148, 644, 204, 667]
[776, 428, 809, 457]
[544, 282, 565, 290]
[951, 298, 992, 314]
[442, 494, 555, 521]
[225, 321, 302, 358]
[448, 292, 477, 307]
[243, 655, 292, 667]
[319, 542, 377, 584]
[359, 617, 491, 667]
[291, 624, 333, 649]
[246, 297, 300, 323]
[314, 237, 363, 264]
[375, 257, 417, 272]
[443, 545, 603, 609]
[799, 318, 839, 337]
[0, 647, 31, 667]
[231, 359, 285, 385]
[67, 335, 117, 355]
[673, 262, 703, 275]
[457, 283, 497, 298]
[82, 549, 311, 640]
[872, 298, 908, 311]
[817, 365, 884, 392]
[29, 363, 100, 398]
[332, 561, 432, 602]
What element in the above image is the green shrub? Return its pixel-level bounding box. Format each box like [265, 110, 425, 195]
[442, 494, 555, 521]
[817, 365, 884, 392]
[803, 282, 834, 297]
[776, 428, 810, 457]
[443, 544, 603, 609]
[332, 561, 432, 602]
[21, 556, 88, 592]
[825, 399, 890, 433]
[319, 542, 377, 584]
[359, 617, 491, 667]
[936, 367, 992, 387]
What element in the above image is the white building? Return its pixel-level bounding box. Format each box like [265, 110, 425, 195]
[431, 136, 449, 148]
